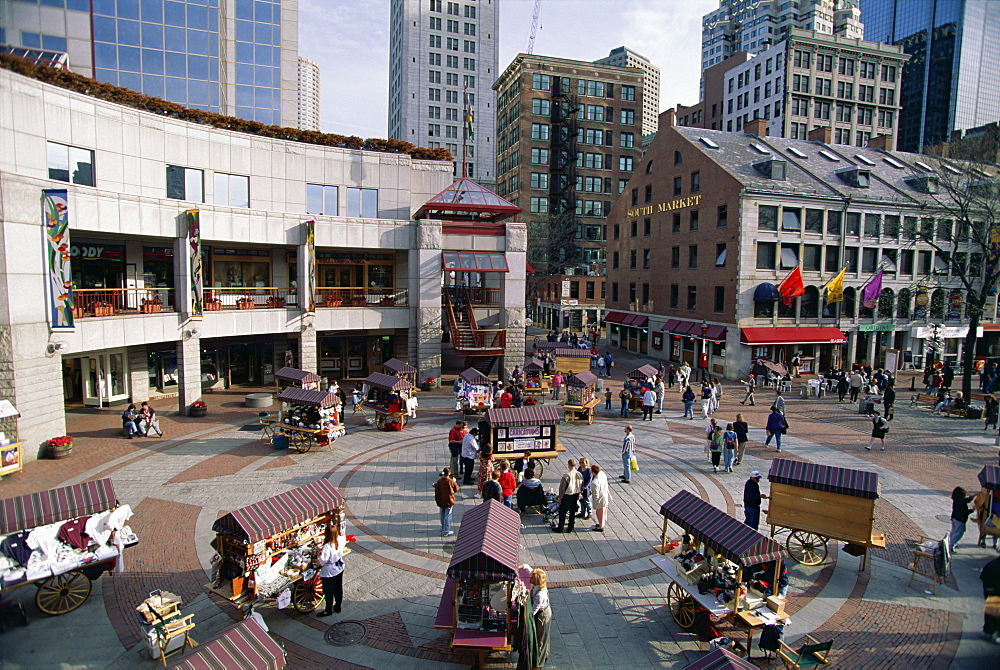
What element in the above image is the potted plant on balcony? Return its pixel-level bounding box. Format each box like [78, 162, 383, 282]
[350, 295, 367, 307]
[379, 296, 396, 306]
[324, 295, 343, 308]
[204, 297, 223, 311]
[266, 295, 285, 308]
[189, 400, 207, 417]
[237, 296, 255, 310]
[141, 297, 163, 314]
[92, 301, 114, 317]
[47, 435, 74, 459]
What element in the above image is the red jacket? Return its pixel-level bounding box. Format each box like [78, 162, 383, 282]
[448, 426, 467, 443]
[499, 471, 517, 498]
[500, 392, 513, 408]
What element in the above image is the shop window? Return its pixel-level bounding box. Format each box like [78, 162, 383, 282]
[211, 249, 271, 287]
[214, 172, 250, 208]
[47, 142, 94, 186]
[166, 165, 204, 202]
[756, 242, 776, 269]
[347, 187, 378, 218]
[306, 184, 339, 215]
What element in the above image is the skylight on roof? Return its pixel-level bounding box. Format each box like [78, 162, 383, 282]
[855, 154, 876, 166]
[699, 137, 720, 149]
[942, 164, 962, 175]
[750, 143, 771, 154]
[819, 150, 840, 162]
[883, 156, 905, 169]
[787, 147, 808, 159]
[915, 161, 934, 171]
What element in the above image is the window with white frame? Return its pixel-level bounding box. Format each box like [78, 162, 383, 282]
[214, 172, 249, 208]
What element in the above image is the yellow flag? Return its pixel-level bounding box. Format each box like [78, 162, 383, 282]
[825, 268, 846, 304]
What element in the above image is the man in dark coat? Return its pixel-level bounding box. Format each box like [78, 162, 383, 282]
[743, 471, 768, 530]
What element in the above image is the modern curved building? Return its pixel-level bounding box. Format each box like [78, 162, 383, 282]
[0, 65, 526, 461]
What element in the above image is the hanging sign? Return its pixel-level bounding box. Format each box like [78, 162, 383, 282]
[187, 210, 203, 319]
[43, 189, 74, 329]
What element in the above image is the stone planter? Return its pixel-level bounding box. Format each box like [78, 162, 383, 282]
[93, 305, 115, 317]
[48, 442, 73, 459]
[190, 406, 207, 417]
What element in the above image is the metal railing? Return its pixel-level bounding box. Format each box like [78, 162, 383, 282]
[316, 287, 408, 307]
[73, 288, 175, 317]
[443, 286, 501, 307]
[203, 287, 298, 310]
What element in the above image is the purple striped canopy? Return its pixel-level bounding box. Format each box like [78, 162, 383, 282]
[363, 372, 412, 391]
[768, 458, 880, 500]
[566, 371, 597, 387]
[382, 358, 417, 375]
[274, 367, 320, 385]
[168, 618, 284, 670]
[979, 465, 1000, 491]
[448, 500, 520, 581]
[212, 479, 343, 543]
[554, 348, 590, 358]
[523, 358, 544, 372]
[459, 368, 491, 385]
[683, 648, 757, 670]
[532, 341, 563, 350]
[628, 364, 659, 380]
[0, 478, 117, 534]
[660, 490, 785, 567]
[485, 405, 562, 428]
[277, 387, 340, 408]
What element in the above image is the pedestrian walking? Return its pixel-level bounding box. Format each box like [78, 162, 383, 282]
[316, 526, 346, 616]
[733, 413, 750, 465]
[434, 468, 459, 536]
[836, 374, 849, 403]
[709, 425, 724, 472]
[682, 385, 696, 419]
[773, 390, 786, 414]
[723, 423, 738, 472]
[596, 355, 606, 377]
[882, 384, 896, 421]
[604, 387, 613, 410]
[667, 365, 676, 389]
[553, 459, 583, 533]
[619, 387, 631, 418]
[764, 406, 787, 451]
[590, 464, 612, 532]
[741, 375, 756, 406]
[620, 425, 636, 484]
[551, 371, 564, 400]
[655, 376, 665, 414]
[713, 378, 723, 408]
[700, 382, 713, 419]
[603, 352, 614, 377]
[460, 428, 480, 486]
[498, 460, 517, 508]
[642, 387, 656, 421]
[865, 411, 890, 451]
[577, 457, 593, 521]
[530, 568, 552, 667]
[476, 443, 495, 497]
[482, 470, 503, 503]
[849, 370, 864, 403]
[744, 471, 768, 530]
[949, 486, 975, 552]
[447, 420, 467, 480]
[679, 362, 691, 389]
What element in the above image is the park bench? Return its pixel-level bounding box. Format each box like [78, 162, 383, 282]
[909, 393, 969, 417]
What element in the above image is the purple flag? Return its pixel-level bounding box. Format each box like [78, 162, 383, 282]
[862, 270, 883, 308]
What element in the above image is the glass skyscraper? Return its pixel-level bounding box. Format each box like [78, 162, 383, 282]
[0, 0, 299, 126]
[859, 0, 1000, 152]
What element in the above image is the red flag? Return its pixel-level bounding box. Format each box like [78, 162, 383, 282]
[778, 267, 805, 305]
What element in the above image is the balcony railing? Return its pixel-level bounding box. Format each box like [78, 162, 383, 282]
[204, 287, 298, 310]
[316, 287, 408, 308]
[73, 288, 175, 318]
[443, 286, 501, 307]
[453, 328, 506, 352]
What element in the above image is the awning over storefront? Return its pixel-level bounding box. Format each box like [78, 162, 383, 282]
[212, 479, 343, 544]
[274, 367, 320, 385]
[979, 465, 1000, 491]
[603, 311, 627, 324]
[566, 371, 597, 387]
[0, 478, 117, 534]
[459, 368, 491, 385]
[442, 251, 509, 272]
[753, 283, 781, 302]
[661, 319, 680, 333]
[659, 490, 785, 567]
[485, 406, 562, 427]
[623, 314, 649, 327]
[704, 325, 727, 341]
[768, 458, 880, 500]
[740, 327, 847, 345]
[448, 500, 521, 581]
[363, 372, 413, 392]
[523, 357, 544, 372]
[277, 387, 341, 408]
[168, 618, 284, 670]
[661, 320, 727, 341]
[382, 358, 417, 375]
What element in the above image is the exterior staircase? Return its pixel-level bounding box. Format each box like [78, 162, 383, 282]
[444, 291, 505, 376]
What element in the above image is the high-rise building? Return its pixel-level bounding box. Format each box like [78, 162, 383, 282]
[858, 0, 1000, 153]
[701, 0, 863, 74]
[594, 46, 660, 137]
[493, 54, 644, 331]
[388, 0, 499, 185]
[297, 56, 321, 131]
[0, 0, 300, 126]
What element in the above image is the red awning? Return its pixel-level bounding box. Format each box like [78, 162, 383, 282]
[168, 618, 284, 670]
[0, 479, 117, 534]
[704, 325, 727, 341]
[740, 327, 847, 345]
[661, 319, 680, 332]
[622, 314, 649, 327]
[603, 311, 627, 324]
[442, 251, 509, 272]
[448, 500, 521, 581]
[673, 321, 698, 336]
[212, 479, 343, 543]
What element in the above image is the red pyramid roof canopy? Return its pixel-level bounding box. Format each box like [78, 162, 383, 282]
[414, 177, 521, 223]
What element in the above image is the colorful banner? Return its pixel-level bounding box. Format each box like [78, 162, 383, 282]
[305, 220, 316, 313]
[824, 267, 846, 304]
[463, 90, 475, 141]
[43, 189, 74, 329]
[187, 210, 203, 319]
[778, 267, 804, 306]
[861, 270, 883, 309]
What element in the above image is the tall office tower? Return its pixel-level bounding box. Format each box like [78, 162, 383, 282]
[0, 0, 300, 126]
[388, 0, 499, 185]
[297, 56, 321, 131]
[859, 0, 1000, 153]
[594, 46, 660, 137]
[701, 0, 863, 74]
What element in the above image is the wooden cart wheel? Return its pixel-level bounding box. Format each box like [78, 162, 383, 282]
[294, 435, 315, 454]
[666, 581, 697, 629]
[292, 580, 322, 612]
[786, 530, 828, 565]
[35, 571, 91, 615]
[533, 460, 545, 479]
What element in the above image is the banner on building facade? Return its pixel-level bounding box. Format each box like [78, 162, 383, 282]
[861, 270, 883, 309]
[305, 220, 316, 313]
[187, 210, 203, 319]
[824, 267, 846, 304]
[43, 189, 74, 329]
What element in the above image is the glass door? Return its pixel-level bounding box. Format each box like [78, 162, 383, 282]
[82, 351, 130, 406]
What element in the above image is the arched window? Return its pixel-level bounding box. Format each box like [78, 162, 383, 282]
[674, 151, 682, 165]
[859, 285, 874, 318]
[896, 288, 911, 319]
[878, 288, 895, 319]
[754, 300, 774, 318]
[800, 286, 819, 318]
[930, 288, 947, 318]
[822, 295, 839, 318]
[842, 287, 856, 318]
[948, 289, 964, 320]
[778, 296, 797, 318]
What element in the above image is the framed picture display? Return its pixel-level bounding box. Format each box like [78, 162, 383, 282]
[541, 426, 551, 437]
[497, 428, 506, 439]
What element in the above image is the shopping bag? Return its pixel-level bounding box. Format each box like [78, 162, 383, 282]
[276, 588, 291, 610]
[630, 456, 639, 471]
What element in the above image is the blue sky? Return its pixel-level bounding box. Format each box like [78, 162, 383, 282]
[299, 0, 717, 138]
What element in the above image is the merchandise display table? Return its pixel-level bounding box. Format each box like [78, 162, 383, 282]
[564, 398, 600, 424]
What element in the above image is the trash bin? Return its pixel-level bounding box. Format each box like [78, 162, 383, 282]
[272, 435, 290, 450]
[967, 407, 984, 420]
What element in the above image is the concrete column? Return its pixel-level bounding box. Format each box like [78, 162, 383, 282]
[177, 335, 201, 415]
[412, 220, 443, 385]
[127, 346, 149, 403]
[501, 222, 528, 379]
[299, 327, 317, 372]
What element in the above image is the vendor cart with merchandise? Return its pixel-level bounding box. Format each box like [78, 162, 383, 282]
[624, 365, 657, 412]
[553, 347, 590, 376]
[652, 490, 791, 658]
[974, 465, 1000, 546]
[274, 367, 320, 393]
[563, 371, 600, 424]
[361, 372, 414, 430]
[765, 458, 886, 570]
[274, 388, 345, 452]
[382, 358, 418, 391]
[456, 368, 494, 416]
[520, 358, 548, 404]
[484, 406, 565, 479]
[433, 500, 530, 668]
[206, 479, 347, 620]
[0, 478, 138, 617]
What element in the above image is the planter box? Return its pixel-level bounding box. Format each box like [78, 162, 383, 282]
[141, 303, 162, 314]
[379, 298, 395, 306]
[237, 301, 255, 310]
[190, 406, 207, 417]
[93, 306, 115, 317]
[204, 301, 223, 311]
[266, 298, 285, 308]
[73, 306, 85, 319]
[48, 443, 73, 459]
[324, 298, 343, 307]
[350, 298, 367, 307]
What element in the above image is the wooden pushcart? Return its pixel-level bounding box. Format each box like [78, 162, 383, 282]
[484, 406, 565, 479]
[383, 358, 418, 390]
[563, 371, 600, 424]
[520, 357, 549, 403]
[765, 458, 886, 570]
[975, 465, 1000, 546]
[361, 372, 414, 430]
[553, 347, 591, 375]
[456, 368, 493, 416]
[274, 367, 320, 392]
[275, 387, 345, 452]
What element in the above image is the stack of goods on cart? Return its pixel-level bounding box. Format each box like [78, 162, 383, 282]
[277, 387, 345, 441]
[456, 581, 509, 631]
[694, 560, 747, 609]
[565, 373, 596, 406]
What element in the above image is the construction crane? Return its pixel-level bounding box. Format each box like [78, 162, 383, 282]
[527, 0, 542, 54]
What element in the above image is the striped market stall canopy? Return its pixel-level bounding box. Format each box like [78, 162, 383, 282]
[274, 367, 320, 385]
[448, 500, 520, 581]
[382, 358, 417, 375]
[485, 406, 562, 428]
[168, 618, 284, 670]
[683, 647, 757, 670]
[277, 387, 340, 408]
[660, 490, 785, 567]
[0, 478, 117, 534]
[628, 364, 659, 380]
[554, 348, 590, 358]
[523, 357, 544, 372]
[459, 368, 491, 385]
[212, 479, 343, 544]
[768, 458, 880, 500]
[566, 371, 597, 387]
[532, 341, 564, 350]
[979, 465, 1000, 491]
[363, 372, 413, 391]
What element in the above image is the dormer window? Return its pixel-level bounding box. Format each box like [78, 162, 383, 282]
[753, 157, 787, 180]
[905, 173, 939, 194]
[968, 179, 998, 197]
[835, 165, 870, 188]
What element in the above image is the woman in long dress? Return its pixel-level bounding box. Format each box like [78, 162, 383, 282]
[476, 443, 495, 496]
[590, 464, 613, 532]
[530, 568, 552, 667]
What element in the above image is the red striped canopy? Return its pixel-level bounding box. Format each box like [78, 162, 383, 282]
[683, 647, 757, 670]
[277, 387, 340, 408]
[363, 372, 412, 391]
[0, 478, 117, 534]
[274, 367, 320, 385]
[554, 348, 590, 358]
[485, 406, 562, 428]
[768, 458, 880, 499]
[660, 490, 785, 567]
[459, 368, 491, 385]
[979, 465, 1000, 491]
[212, 479, 343, 543]
[628, 364, 659, 380]
[382, 358, 417, 375]
[168, 618, 284, 670]
[566, 371, 597, 387]
[448, 500, 520, 581]
[532, 341, 564, 350]
[523, 357, 544, 372]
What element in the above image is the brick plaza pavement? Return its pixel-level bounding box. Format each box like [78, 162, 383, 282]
[1, 344, 999, 668]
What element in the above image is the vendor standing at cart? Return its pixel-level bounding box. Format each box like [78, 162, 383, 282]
[743, 471, 768, 530]
[316, 526, 346, 617]
[461, 428, 481, 486]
